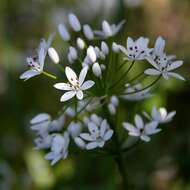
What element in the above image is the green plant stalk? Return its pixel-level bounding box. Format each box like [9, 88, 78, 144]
[42, 71, 57, 80]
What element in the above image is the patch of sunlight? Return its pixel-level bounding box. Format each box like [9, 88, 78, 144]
[54, 158, 75, 180]
[24, 148, 55, 189]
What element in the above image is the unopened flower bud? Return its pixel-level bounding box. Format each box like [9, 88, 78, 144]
[68, 13, 81, 32]
[69, 46, 78, 60]
[92, 62, 102, 77]
[48, 47, 60, 64]
[108, 103, 116, 115]
[58, 24, 70, 41]
[83, 24, 94, 40]
[112, 42, 120, 52]
[87, 46, 96, 62]
[77, 37, 85, 50]
[101, 41, 109, 55]
[111, 96, 119, 106]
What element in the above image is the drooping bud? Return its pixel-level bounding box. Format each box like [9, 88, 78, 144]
[76, 37, 85, 50]
[68, 13, 81, 32]
[58, 24, 70, 41]
[83, 24, 94, 40]
[87, 46, 97, 63]
[92, 62, 102, 77]
[102, 20, 112, 37]
[101, 41, 109, 55]
[48, 47, 60, 64]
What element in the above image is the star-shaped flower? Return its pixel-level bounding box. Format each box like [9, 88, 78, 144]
[20, 35, 53, 81]
[123, 114, 161, 142]
[119, 37, 150, 61]
[54, 66, 95, 102]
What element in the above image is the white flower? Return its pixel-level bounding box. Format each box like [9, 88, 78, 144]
[123, 114, 161, 142]
[108, 96, 119, 115]
[119, 37, 149, 61]
[45, 132, 70, 165]
[94, 20, 125, 38]
[83, 24, 94, 40]
[48, 47, 59, 64]
[68, 13, 81, 32]
[79, 115, 113, 150]
[122, 84, 151, 101]
[144, 107, 176, 124]
[92, 62, 102, 77]
[54, 66, 95, 102]
[101, 41, 109, 55]
[58, 23, 71, 41]
[87, 46, 97, 63]
[76, 37, 85, 50]
[20, 35, 53, 80]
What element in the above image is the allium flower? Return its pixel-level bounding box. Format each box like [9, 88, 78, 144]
[119, 37, 149, 61]
[145, 36, 185, 80]
[94, 20, 125, 38]
[54, 66, 95, 102]
[45, 132, 70, 165]
[144, 106, 176, 124]
[123, 114, 161, 142]
[77, 115, 113, 150]
[20, 35, 53, 80]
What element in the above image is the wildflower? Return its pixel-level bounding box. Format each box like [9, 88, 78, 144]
[45, 132, 70, 165]
[92, 62, 102, 77]
[54, 66, 95, 101]
[68, 13, 81, 32]
[87, 46, 97, 63]
[108, 96, 119, 115]
[34, 134, 53, 149]
[123, 114, 161, 142]
[58, 23, 71, 41]
[78, 115, 113, 150]
[101, 41, 109, 55]
[144, 106, 176, 124]
[83, 24, 94, 40]
[76, 37, 85, 50]
[68, 121, 82, 138]
[48, 47, 60, 64]
[119, 37, 149, 61]
[20, 35, 53, 80]
[94, 20, 125, 38]
[112, 42, 120, 53]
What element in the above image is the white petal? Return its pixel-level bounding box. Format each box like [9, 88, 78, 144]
[127, 37, 134, 48]
[167, 60, 183, 71]
[58, 23, 70, 41]
[167, 72, 185, 81]
[144, 68, 161, 76]
[90, 114, 102, 126]
[48, 47, 59, 64]
[74, 137, 86, 149]
[140, 135, 151, 142]
[20, 70, 40, 80]
[76, 90, 83, 100]
[86, 142, 98, 150]
[102, 20, 112, 37]
[68, 13, 81, 32]
[30, 113, 50, 124]
[81, 80, 95, 90]
[103, 129, 113, 141]
[92, 62, 102, 77]
[65, 66, 78, 86]
[60, 91, 76, 102]
[54, 83, 73, 90]
[88, 122, 99, 135]
[77, 37, 85, 50]
[101, 41, 109, 55]
[100, 119, 108, 137]
[123, 122, 140, 135]
[108, 103, 116, 115]
[87, 46, 97, 62]
[135, 114, 144, 129]
[80, 133, 94, 141]
[79, 66, 88, 85]
[154, 36, 165, 55]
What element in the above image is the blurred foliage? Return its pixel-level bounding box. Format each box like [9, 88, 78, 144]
[0, 0, 190, 189]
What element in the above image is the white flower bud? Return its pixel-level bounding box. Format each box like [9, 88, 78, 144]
[101, 41, 109, 55]
[68, 122, 81, 138]
[48, 47, 60, 64]
[112, 42, 120, 52]
[110, 96, 119, 106]
[74, 137, 86, 149]
[87, 46, 96, 62]
[58, 24, 70, 41]
[92, 62, 102, 77]
[83, 24, 94, 40]
[76, 37, 85, 50]
[102, 20, 112, 37]
[69, 46, 78, 60]
[68, 13, 81, 32]
[108, 103, 116, 115]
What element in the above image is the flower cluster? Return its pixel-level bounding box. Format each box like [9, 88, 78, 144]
[21, 13, 184, 165]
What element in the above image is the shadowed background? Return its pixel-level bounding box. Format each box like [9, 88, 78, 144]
[0, 0, 190, 189]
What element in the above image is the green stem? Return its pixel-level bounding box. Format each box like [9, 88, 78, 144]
[42, 71, 57, 80]
[122, 75, 161, 95]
